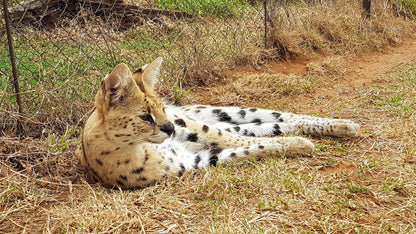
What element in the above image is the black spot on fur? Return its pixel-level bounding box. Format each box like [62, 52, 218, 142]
[134, 68, 143, 73]
[244, 150, 250, 155]
[272, 112, 281, 119]
[259, 145, 265, 149]
[273, 124, 282, 136]
[170, 149, 177, 155]
[129, 142, 135, 145]
[138, 177, 147, 181]
[165, 166, 170, 171]
[202, 125, 209, 132]
[230, 152, 236, 157]
[233, 126, 241, 132]
[95, 158, 103, 166]
[209, 155, 219, 166]
[115, 147, 120, 150]
[91, 174, 101, 183]
[124, 159, 130, 164]
[133, 167, 144, 174]
[243, 129, 248, 135]
[238, 109, 246, 118]
[210, 142, 219, 148]
[210, 147, 223, 155]
[116, 180, 124, 187]
[101, 151, 110, 155]
[249, 133, 256, 137]
[194, 155, 201, 169]
[174, 119, 187, 127]
[218, 130, 223, 136]
[88, 168, 100, 178]
[197, 105, 207, 109]
[252, 118, 262, 125]
[186, 133, 198, 142]
[212, 109, 221, 114]
[217, 112, 232, 122]
[225, 128, 231, 132]
[249, 108, 257, 112]
[195, 110, 201, 113]
[120, 175, 127, 181]
[178, 164, 185, 177]
[209, 146, 223, 167]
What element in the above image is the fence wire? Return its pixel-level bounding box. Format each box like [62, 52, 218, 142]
[1, 0, 415, 137]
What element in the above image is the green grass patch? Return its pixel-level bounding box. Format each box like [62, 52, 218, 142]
[157, 0, 248, 17]
[395, 0, 416, 15]
[347, 183, 368, 193]
[0, 28, 184, 117]
[365, 64, 416, 118]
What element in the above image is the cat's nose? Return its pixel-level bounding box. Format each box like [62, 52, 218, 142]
[160, 122, 175, 136]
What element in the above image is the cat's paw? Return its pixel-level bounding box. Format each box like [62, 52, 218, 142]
[328, 120, 360, 138]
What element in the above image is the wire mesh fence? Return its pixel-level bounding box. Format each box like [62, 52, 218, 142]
[1, 0, 415, 137]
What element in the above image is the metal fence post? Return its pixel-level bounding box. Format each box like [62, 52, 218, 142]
[3, 0, 24, 134]
[363, 0, 371, 19]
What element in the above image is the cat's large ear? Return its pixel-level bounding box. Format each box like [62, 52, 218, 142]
[140, 57, 163, 90]
[104, 63, 133, 104]
[96, 63, 133, 114]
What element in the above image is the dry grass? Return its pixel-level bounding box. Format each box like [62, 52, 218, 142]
[266, 0, 416, 57]
[2, 55, 416, 232]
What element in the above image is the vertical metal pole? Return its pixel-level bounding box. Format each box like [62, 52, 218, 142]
[264, 0, 267, 48]
[363, 0, 371, 19]
[3, 0, 24, 134]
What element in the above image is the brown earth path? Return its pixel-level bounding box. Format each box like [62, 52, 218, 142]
[259, 38, 416, 88]
[191, 38, 416, 115]
[244, 38, 416, 93]
[337, 39, 416, 87]
[298, 38, 416, 116]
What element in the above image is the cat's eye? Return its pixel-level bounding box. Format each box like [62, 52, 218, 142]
[139, 114, 155, 124]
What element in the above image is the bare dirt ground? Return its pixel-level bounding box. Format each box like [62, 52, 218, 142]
[191, 39, 416, 109]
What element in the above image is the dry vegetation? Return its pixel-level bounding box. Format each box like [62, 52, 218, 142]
[1, 0, 416, 232]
